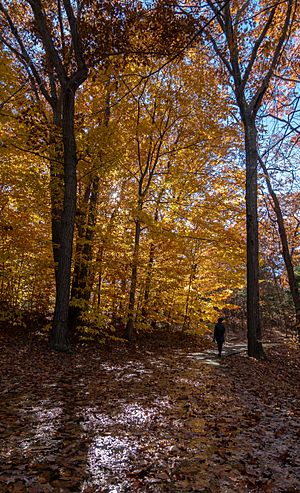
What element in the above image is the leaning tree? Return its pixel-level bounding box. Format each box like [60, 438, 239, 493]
[204, 0, 295, 358]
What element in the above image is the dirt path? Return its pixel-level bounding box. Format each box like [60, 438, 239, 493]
[190, 340, 279, 365]
[0, 332, 299, 492]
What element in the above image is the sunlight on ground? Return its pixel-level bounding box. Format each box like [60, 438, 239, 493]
[98, 361, 154, 382]
[1, 401, 62, 461]
[188, 352, 221, 366]
[120, 403, 156, 425]
[81, 408, 115, 430]
[153, 396, 172, 408]
[85, 435, 139, 492]
[82, 402, 159, 431]
[10, 402, 62, 461]
[175, 377, 207, 388]
[82, 399, 174, 490]
[99, 362, 148, 372]
[119, 371, 152, 381]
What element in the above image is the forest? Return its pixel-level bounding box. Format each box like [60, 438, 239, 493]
[0, 1, 300, 492]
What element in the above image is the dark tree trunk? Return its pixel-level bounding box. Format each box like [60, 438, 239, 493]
[118, 277, 127, 314]
[183, 269, 194, 331]
[97, 242, 104, 308]
[69, 85, 110, 330]
[0, 0, 88, 352]
[125, 216, 141, 341]
[260, 158, 300, 338]
[50, 87, 77, 352]
[244, 117, 265, 358]
[141, 241, 155, 320]
[68, 174, 100, 332]
[49, 108, 63, 284]
[206, 0, 293, 358]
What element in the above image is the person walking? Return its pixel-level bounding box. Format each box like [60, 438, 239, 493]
[213, 317, 226, 357]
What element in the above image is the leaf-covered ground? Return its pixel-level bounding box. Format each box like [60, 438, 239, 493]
[0, 329, 299, 492]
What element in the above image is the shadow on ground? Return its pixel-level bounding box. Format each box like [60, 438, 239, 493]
[0, 331, 299, 492]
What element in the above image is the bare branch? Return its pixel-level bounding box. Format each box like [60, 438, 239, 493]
[250, 0, 294, 115]
[240, 6, 277, 93]
[223, 2, 243, 89]
[207, 0, 226, 31]
[206, 30, 233, 75]
[0, 83, 27, 110]
[27, 0, 67, 83]
[0, 2, 52, 104]
[62, 0, 88, 86]
[57, 0, 66, 59]
[235, 0, 251, 26]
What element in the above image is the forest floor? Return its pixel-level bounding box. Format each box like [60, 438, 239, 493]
[0, 327, 299, 493]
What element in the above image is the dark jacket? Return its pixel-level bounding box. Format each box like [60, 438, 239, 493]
[214, 322, 225, 342]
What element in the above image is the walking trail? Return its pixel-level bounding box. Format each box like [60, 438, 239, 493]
[0, 330, 299, 492]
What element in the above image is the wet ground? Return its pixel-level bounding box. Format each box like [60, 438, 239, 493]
[0, 332, 299, 492]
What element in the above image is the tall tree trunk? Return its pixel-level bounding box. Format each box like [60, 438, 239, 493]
[119, 277, 127, 315]
[183, 277, 192, 331]
[49, 108, 63, 284]
[50, 87, 77, 351]
[96, 242, 105, 308]
[183, 267, 195, 331]
[206, 0, 293, 357]
[244, 117, 265, 358]
[69, 85, 110, 330]
[141, 241, 155, 320]
[141, 189, 166, 324]
[125, 213, 141, 341]
[260, 157, 300, 339]
[68, 174, 100, 332]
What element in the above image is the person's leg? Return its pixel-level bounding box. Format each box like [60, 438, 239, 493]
[217, 340, 222, 357]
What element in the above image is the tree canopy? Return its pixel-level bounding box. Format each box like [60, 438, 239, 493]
[0, 0, 299, 355]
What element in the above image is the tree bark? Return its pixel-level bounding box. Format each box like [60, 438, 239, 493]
[142, 241, 155, 320]
[206, 0, 294, 359]
[68, 84, 110, 331]
[97, 242, 105, 308]
[49, 107, 63, 284]
[243, 117, 265, 358]
[68, 174, 100, 332]
[50, 87, 77, 351]
[260, 157, 300, 338]
[125, 213, 141, 342]
[183, 261, 196, 331]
